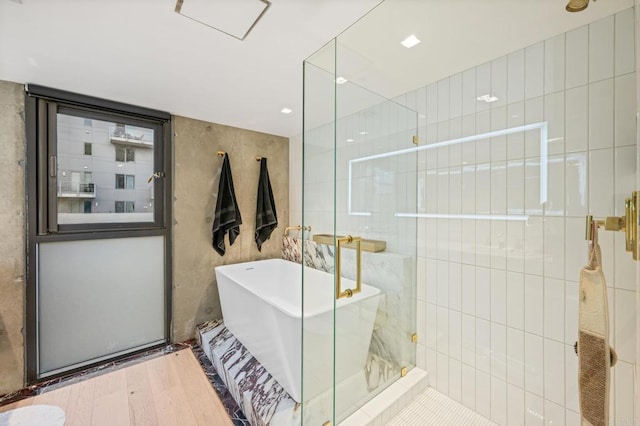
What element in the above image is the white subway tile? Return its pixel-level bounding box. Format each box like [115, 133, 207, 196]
[426, 348, 437, 381]
[449, 310, 462, 360]
[588, 148, 615, 217]
[525, 97, 544, 158]
[491, 220, 507, 271]
[615, 8, 635, 76]
[507, 271, 525, 329]
[506, 219, 525, 273]
[524, 216, 544, 276]
[463, 68, 477, 117]
[449, 358, 462, 403]
[476, 370, 492, 419]
[566, 25, 589, 89]
[491, 56, 508, 108]
[544, 217, 566, 280]
[566, 409, 580, 426]
[426, 303, 437, 349]
[476, 163, 491, 215]
[492, 109, 508, 162]
[462, 115, 476, 163]
[525, 42, 544, 99]
[462, 362, 476, 410]
[462, 164, 476, 214]
[476, 62, 492, 112]
[614, 361, 635, 426]
[565, 344, 579, 412]
[476, 318, 492, 374]
[427, 82, 438, 125]
[462, 264, 476, 315]
[546, 154, 566, 217]
[437, 217, 450, 261]
[445, 258, 460, 311]
[525, 157, 542, 215]
[545, 34, 565, 95]
[614, 289, 636, 362]
[491, 377, 508, 426]
[544, 399, 565, 426]
[449, 167, 462, 213]
[437, 306, 450, 355]
[524, 274, 544, 336]
[437, 351, 449, 394]
[589, 15, 615, 83]
[507, 328, 525, 388]
[543, 338, 565, 405]
[525, 334, 544, 398]
[565, 152, 588, 217]
[449, 118, 463, 166]
[525, 392, 544, 426]
[449, 219, 462, 265]
[426, 258, 437, 304]
[543, 278, 566, 343]
[476, 111, 492, 164]
[589, 78, 615, 150]
[507, 102, 525, 160]
[508, 49, 526, 104]
[437, 259, 449, 307]
[491, 269, 507, 325]
[416, 343, 426, 370]
[507, 384, 525, 426]
[565, 281, 579, 346]
[417, 257, 426, 302]
[462, 313, 476, 367]
[461, 218, 476, 266]
[565, 86, 589, 153]
[476, 267, 491, 320]
[438, 78, 450, 123]
[615, 73, 637, 147]
[450, 73, 463, 119]
[544, 92, 565, 155]
[491, 323, 507, 382]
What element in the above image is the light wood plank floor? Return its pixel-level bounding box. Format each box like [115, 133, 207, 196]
[0, 349, 233, 426]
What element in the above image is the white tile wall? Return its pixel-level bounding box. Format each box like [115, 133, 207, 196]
[293, 7, 638, 426]
[405, 10, 637, 426]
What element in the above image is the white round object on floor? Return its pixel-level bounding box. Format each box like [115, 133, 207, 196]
[0, 404, 65, 426]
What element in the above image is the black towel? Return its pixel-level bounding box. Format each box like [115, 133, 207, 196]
[255, 157, 278, 251]
[212, 153, 242, 256]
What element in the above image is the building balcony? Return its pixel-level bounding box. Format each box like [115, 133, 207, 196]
[58, 182, 96, 198]
[109, 125, 153, 149]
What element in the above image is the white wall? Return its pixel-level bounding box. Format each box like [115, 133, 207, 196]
[394, 9, 636, 426]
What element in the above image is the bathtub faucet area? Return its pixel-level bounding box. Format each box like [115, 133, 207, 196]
[284, 224, 311, 236]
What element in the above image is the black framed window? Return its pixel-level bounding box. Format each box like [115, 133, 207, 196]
[26, 84, 171, 232]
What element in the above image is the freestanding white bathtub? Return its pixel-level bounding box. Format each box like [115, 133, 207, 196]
[215, 258, 380, 403]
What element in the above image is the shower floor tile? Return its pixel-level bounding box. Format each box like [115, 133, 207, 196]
[389, 388, 496, 426]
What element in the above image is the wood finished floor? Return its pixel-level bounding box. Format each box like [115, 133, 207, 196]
[0, 348, 233, 426]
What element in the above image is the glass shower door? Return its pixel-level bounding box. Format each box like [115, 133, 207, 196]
[302, 37, 418, 424]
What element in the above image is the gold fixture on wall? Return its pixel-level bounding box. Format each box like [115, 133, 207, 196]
[411, 333, 418, 343]
[585, 191, 638, 260]
[284, 225, 311, 236]
[566, 0, 590, 12]
[401, 367, 407, 377]
[336, 235, 362, 299]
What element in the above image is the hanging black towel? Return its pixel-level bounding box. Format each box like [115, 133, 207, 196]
[255, 157, 278, 251]
[212, 153, 242, 256]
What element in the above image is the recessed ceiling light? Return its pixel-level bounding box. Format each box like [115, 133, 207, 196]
[117, 164, 124, 167]
[346, 138, 355, 142]
[336, 77, 348, 85]
[281, 108, 292, 114]
[477, 94, 498, 103]
[359, 131, 368, 135]
[400, 35, 421, 48]
[83, 166, 88, 169]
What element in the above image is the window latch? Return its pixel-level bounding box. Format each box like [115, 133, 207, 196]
[147, 171, 165, 183]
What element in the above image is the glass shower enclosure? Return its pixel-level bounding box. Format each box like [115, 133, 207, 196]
[300, 0, 639, 425]
[301, 35, 419, 424]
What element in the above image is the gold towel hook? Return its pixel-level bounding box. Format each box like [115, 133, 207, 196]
[217, 151, 225, 157]
[585, 191, 639, 260]
[256, 156, 262, 162]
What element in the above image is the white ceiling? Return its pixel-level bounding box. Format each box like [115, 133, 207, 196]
[0, 0, 634, 138]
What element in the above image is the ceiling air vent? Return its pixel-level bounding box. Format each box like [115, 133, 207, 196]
[175, 0, 271, 41]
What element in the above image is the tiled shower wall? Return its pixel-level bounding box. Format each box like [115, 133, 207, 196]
[391, 9, 637, 426]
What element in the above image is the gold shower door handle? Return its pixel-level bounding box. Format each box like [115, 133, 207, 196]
[335, 235, 362, 299]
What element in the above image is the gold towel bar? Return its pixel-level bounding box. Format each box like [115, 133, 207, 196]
[586, 191, 638, 260]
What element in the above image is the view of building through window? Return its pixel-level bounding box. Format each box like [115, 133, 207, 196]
[56, 114, 155, 223]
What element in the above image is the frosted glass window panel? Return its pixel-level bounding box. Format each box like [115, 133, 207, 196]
[38, 236, 165, 375]
[56, 113, 155, 225]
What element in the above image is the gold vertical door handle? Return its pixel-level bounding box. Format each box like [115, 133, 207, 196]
[335, 235, 362, 299]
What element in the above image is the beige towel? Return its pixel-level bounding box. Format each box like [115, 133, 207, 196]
[578, 242, 610, 426]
